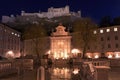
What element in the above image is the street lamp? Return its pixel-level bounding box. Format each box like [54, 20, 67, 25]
[108, 54, 112, 59]
[71, 49, 80, 58]
[73, 68, 79, 74]
[86, 52, 92, 59]
[5, 51, 15, 59]
[94, 55, 99, 59]
[106, 52, 113, 59]
[93, 52, 100, 59]
[115, 53, 120, 58]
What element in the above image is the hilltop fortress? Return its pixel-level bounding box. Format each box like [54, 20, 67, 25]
[2, 5, 81, 23]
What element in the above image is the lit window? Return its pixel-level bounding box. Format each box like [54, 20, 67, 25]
[12, 32, 14, 34]
[18, 35, 20, 37]
[100, 29, 103, 33]
[114, 27, 118, 31]
[93, 30, 97, 34]
[106, 29, 110, 32]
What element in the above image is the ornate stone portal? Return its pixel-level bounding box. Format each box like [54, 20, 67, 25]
[50, 24, 72, 59]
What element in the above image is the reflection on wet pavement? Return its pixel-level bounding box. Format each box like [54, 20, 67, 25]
[0, 65, 81, 80]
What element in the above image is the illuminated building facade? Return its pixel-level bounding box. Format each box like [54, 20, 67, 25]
[86, 26, 120, 59]
[0, 24, 21, 58]
[50, 24, 72, 59]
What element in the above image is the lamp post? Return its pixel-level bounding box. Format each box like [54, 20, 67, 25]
[5, 50, 15, 60]
[71, 49, 80, 58]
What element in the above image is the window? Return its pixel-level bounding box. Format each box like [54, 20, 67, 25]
[107, 37, 110, 41]
[115, 36, 118, 40]
[108, 44, 111, 48]
[15, 33, 17, 36]
[101, 37, 104, 41]
[101, 44, 104, 49]
[87, 46, 90, 50]
[18, 34, 20, 37]
[12, 32, 14, 34]
[100, 29, 103, 33]
[115, 44, 119, 48]
[93, 30, 97, 34]
[106, 29, 110, 32]
[95, 46, 97, 49]
[114, 27, 118, 31]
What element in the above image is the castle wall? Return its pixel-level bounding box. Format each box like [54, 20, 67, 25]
[2, 5, 81, 23]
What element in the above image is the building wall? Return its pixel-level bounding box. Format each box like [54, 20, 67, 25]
[23, 25, 120, 59]
[86, 26, 120, 58]
[23, 37, 50, 56]
[50, 24, 72, 59]
[0, 24, 21, 57]
[23, 24, 71, 59]
[24, 39, 33, 56]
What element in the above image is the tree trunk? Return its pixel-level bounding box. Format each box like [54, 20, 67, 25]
[82, 43, 87, 59]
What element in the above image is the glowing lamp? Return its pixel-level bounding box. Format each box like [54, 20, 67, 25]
[108, 54, 112, 58]
[94, 55, 99, 59]
[5, 51, 14, 59]
[115, 54, 120, 58]
[88, 55, 92, 58]
[73, 69, 79, 74]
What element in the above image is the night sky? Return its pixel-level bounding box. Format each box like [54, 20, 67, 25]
[0, 0, 120, 23]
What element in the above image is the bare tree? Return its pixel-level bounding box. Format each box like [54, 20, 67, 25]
[72, 18, 98, 58]
[23, 24, 49, 60]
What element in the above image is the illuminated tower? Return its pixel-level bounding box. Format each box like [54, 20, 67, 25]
[50, 24, 72, 59]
